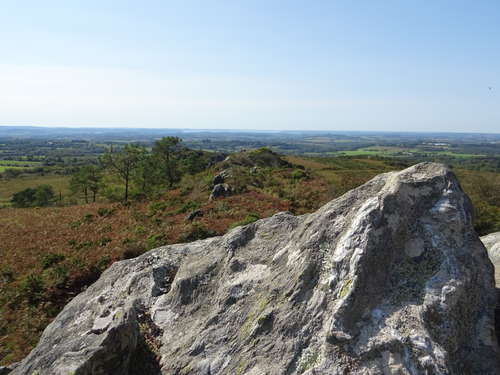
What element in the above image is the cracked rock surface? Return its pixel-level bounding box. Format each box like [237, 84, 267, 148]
[11, 163, 500, 374]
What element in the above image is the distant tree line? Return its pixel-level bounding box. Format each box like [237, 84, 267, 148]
[10, 137, 219, 207]
[70, 137, 218, 203]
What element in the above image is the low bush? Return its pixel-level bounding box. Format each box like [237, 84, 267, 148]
[229, 213, 260, 229]
[179, 223, 216, 242]
[20, 274, 45, 305]
[97, 207, 116, 217]
[146, 233, 167, 250]
[40, 253, 66, 269]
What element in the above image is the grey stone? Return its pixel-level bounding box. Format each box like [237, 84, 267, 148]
[212, 169, 232, 186]
[185, 209, 203, 222]
[0, 362, 18, 375]
[209, 183, 231, 201]
[11, 163, 500, 374]
[482, 232, 500, 287]
[212, 174, 224, 185]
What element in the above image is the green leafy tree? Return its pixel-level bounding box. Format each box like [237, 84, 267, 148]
[132, 151, 162, 197]
[153, 137, 182, 188]
[11, 188, 36, 207]
[11, 185, 55, 207]
[70, 165, 103, 203]
[101, 144, 142, 202]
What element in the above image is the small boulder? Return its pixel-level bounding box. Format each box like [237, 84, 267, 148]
[209, 183, 231, 201]
[212, 169, 232, 186]
[185, 209, 203, 222]
[212, 174, 224, 185]
[0, 363, 18, 375]
[481, 232, 500, 286]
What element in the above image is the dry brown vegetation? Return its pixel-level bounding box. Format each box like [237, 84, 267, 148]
[0, 154, 499, 364]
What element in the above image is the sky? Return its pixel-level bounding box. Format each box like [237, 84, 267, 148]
[0, 0, 499, 132]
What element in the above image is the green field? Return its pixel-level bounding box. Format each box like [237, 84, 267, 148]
[335, 147, 414, 157]
[0, 166, 25, 173]
[0, 175, 70, 205]
[432, 151, 485, 158]
[0, 160, 42, 173]
[334, 146, 485, 158]
[0, 160, 42, 165]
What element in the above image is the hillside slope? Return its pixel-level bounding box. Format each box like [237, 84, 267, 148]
[10, 163, 499, 374]
[1, 153, 500, 364]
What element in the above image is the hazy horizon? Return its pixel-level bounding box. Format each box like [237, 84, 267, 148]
[2, 124, 500, 136]
[1, 1, 499, 132]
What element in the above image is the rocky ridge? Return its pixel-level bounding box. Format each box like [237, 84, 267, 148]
[10, 163, 500, 374]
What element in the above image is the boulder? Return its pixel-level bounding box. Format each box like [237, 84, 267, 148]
[0, 363, 18, 375]
[212, 174, 224, 185]
[185, 209, 203, 222]
[209, 183, 231, 201]
[482, 232, 500, 253]
[481, 232, 500, 354]
[482, 232, 500, 287]
[11, 163, 499, 374]
[212, 169, 232, 186]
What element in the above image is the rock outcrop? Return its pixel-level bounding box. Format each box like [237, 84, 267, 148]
[185, 209, 203, 222]
[482, 232, 500, 287]
[11, 163, 499, 374]
[209, 183, 232, 201]
[213, 169, 231, 186]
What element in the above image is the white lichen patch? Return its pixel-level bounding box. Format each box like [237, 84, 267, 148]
[297, 346, 322, 374]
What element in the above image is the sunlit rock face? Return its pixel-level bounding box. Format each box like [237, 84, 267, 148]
[11, 163, 500, 375]
[482, 232, 500, 287]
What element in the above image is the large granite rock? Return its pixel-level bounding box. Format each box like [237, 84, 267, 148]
[482, 232, 500, 287]
[11, 163, 499, 374]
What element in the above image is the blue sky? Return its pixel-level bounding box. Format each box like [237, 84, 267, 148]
[0, 1, 499, 132]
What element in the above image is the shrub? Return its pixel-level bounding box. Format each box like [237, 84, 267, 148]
[152, 217, 163, 226]
[40, 253, 66, 269]
[147, 201, 169, 217]
[121, 242, 147, 260]
[290, 169, 307, 180]
[229, 213, 260, 229]
[146, 234, 166, 250]
[134, 225, 147, 236]
[75, 241, 94, 250]
[97, 207, 116, 217]
[82, 213, 95, 223]
[179, 223, 216, 242]
[176, 200, 200, 214]
[102, 185, 125, 202]
[11, 185, 55, 207]
[96, 255, 111, 271]
[45, 264, 69, 287]
[474, 201, 500, 235]
[96, 237, 112, 247]
[20, 274, 45, 305]
[0, 267, 14, 283]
